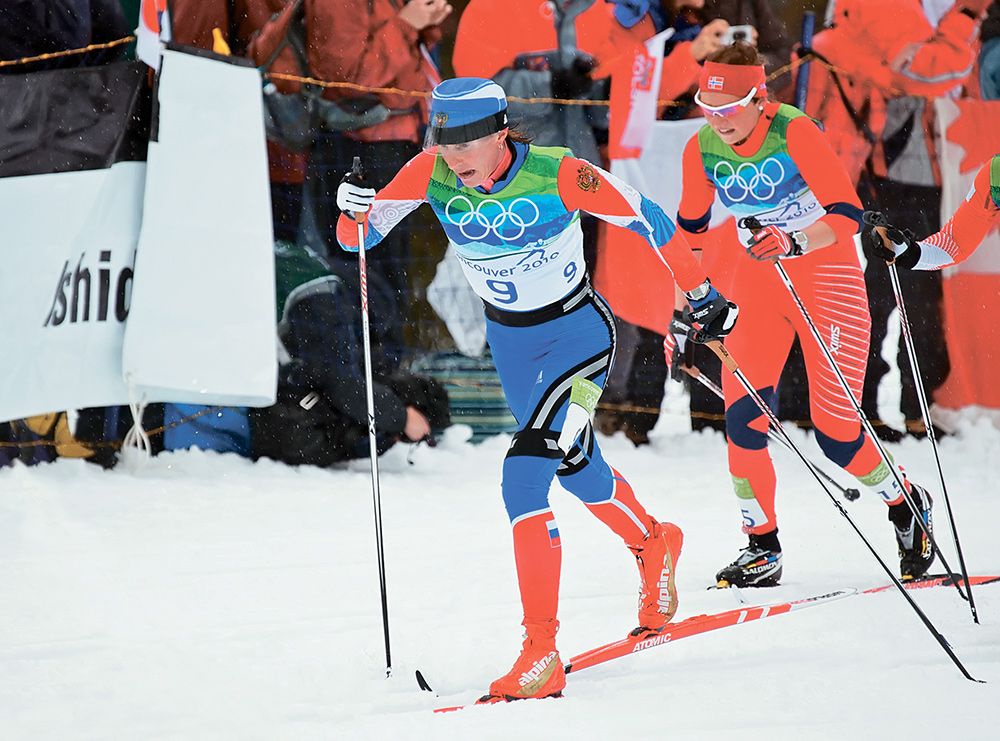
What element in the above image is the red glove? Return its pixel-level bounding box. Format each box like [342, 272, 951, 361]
[745, 225, 801, 261]
[663, 310, 692, 381]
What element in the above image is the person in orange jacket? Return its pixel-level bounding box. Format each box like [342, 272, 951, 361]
[801, 0, 991, 440]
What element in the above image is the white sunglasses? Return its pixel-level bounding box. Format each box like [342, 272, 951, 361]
[694, 87, 758, 117]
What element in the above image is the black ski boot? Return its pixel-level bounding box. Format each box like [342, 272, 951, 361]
[715, 530, 783, 588]
[888, 483, 936, 580]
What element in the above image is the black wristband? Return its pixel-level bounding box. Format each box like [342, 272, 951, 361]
[959, 6, 979, 19]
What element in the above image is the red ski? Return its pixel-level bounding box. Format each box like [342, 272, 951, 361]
[564, 588, 855, 674]
[432, 588, 855, 712]
[430, 575, 999, 711]
[862, 573, 1000, 595]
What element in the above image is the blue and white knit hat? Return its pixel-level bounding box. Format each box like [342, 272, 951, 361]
[424, 77, 508, 147]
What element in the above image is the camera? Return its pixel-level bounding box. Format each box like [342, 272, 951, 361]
[721, 24, 755, 46]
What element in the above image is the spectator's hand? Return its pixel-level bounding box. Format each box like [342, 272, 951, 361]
[399, 0, 453, 31]
[691, 19, 730, 62]
[337, 171, 376, 221]
[403, 406, 432, 442]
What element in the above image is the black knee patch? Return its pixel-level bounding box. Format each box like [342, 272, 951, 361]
[814, 428, 865, 468]
[507, 428, 564, 460]
[726, 389, 775, 451]
[556, 425, 594, 477]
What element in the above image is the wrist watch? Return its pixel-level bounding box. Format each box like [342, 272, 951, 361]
[790, 230, 808, 255]
[684, 280, 712, 302]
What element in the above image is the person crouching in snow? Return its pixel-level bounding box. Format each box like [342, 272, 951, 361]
[335, 77, 737, 703]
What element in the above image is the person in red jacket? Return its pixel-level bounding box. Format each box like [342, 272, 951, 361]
[800, 0, 991, 440]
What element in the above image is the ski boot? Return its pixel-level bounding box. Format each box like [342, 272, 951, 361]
[630, 521, 683, 635]
[478, 619, 565, 704]
[715, 531, 783, 588]
[889, 483, 936, 580]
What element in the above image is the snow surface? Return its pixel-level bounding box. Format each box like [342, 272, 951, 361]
[2, 388, 999, 740]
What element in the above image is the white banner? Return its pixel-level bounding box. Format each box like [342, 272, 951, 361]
[0, 163, 144, 421]
[122, 48, 277, 406]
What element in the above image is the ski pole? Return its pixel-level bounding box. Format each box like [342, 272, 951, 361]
[701, 338, 982, 682]
[739, 216, 969, 608]
[867, 212, 978, 623]
[681, 364, 860, 502]
[352, 156, 392, 676]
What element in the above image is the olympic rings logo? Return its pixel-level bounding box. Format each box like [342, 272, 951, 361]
[713, 157, 786, 203]
[444, 195, 540, 241]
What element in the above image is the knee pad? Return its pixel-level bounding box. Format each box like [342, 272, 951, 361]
[507, 428, 563, 460]
[556, 425, 597, 477]
[726, 389, 775, 451]
[814, 428, 864, 468]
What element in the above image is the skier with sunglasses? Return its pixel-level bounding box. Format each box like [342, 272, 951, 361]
[676, 43, 935, 589]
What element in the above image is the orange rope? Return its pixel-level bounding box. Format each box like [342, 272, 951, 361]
[0, 36, 135, 68]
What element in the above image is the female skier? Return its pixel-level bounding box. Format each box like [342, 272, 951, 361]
[675, 44, 934, 588]
[336, 77, 736, 702]
[865, 153, 1000, 269]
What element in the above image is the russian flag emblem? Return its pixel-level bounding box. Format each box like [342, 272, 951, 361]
[707, 76, 724, 90]
[547, 520, 561, 548]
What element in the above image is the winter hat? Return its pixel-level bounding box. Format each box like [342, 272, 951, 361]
[424, 78, 508, 148]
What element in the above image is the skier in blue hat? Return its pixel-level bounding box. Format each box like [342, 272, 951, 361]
[337, 76, 737, 703]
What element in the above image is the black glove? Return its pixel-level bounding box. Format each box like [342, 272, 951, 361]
[386, 371, 451, 430]
[861, 211, 922, 269]
[686, 281, 739, 343]
[551, 53, 597, 100]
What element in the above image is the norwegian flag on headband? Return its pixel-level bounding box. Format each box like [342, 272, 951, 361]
[707, 76, 724, 90]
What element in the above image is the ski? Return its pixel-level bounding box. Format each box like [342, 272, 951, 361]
[863, 573, 1000, 595]
[564, 588, 855, 674]
[432, 588, 855, 713]
[432, 575, 999, 711]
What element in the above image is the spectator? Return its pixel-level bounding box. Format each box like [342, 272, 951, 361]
[304, 0, 452, 364]
[703, 0, 793, 89]
[978, 1, 1000, 98]
[801, 0, 989, 440]
[250, 240, 449, 466]
[677, 43, 935, 588]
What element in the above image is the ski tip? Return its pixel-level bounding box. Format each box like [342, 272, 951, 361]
[415, 670, 434, 693]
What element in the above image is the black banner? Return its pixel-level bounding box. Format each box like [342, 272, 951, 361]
[0, 60, 151, 178]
